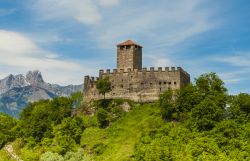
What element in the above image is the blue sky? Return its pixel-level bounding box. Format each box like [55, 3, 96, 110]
[0, 0, 250, 94]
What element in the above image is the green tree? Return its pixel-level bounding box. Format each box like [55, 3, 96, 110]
[19, 97, 73, 142]
[228, 93, 250, 121]
[53, 117, 85, 144]
[96, 108, 109, 128]
[191, 98, 225, 131]
[96, 76, 111, 99]
[0, 113, 17, 148]
[40, 152, 64, 161]
[159, 90, 177, 120]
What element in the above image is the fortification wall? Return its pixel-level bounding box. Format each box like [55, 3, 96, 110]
[84, 67, 190, 102]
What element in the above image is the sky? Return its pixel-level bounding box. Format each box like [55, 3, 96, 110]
[0, 0, 250, 94]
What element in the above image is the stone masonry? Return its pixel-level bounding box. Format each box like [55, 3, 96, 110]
[84, 40, 190, 102]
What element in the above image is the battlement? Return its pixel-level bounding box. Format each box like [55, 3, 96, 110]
[99, 67, 189, 77]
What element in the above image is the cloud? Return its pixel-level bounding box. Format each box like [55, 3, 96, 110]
[0, 30, 93, 85]
[32, 0, 101, 25]
[0, 8, 16, 16]
[99, 0, 120, 6]
[215, 52, 250, 67]
[91, 0, 217, 49]
[214, 52, 250, 85]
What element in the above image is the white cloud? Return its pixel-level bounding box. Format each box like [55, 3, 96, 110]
[0, 30, 93, 85]
[215, 52, 250, 67]
[32, 0, 101, 25]
[91, 0, 217, 49]
[99, 0, 120, 6]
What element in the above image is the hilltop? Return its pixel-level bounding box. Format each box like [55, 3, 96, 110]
[0, 73, 250, 161]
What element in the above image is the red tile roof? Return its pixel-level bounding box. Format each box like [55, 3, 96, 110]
[117, 40, 143, 48]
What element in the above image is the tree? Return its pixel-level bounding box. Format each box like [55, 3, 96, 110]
[0, 113, 17, 148]
[228, 93, 250, 121]
[96, 76, 111, 99]
[159, 90, 177, 120]
[53, 117, 85, 144]
[96, 108, 109, 128]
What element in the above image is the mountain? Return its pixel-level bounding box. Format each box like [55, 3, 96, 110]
[0, 70, 83, 117]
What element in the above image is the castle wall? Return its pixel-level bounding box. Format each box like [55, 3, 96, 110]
[84, 67, 190, 102]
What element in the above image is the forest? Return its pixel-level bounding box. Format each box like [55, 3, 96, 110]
[1, 72, 250, 161]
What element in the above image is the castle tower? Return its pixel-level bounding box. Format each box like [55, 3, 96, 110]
[117, 40, 142, 71]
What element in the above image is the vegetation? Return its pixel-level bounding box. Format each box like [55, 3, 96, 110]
[95, 76, 111, 99]
[1, 72, 250, 160]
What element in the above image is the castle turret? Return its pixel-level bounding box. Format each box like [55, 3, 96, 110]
[117, 40, 142, 71]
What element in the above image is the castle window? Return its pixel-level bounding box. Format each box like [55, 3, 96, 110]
[150, 83, 153, 87]
[160, 88, 162, 92]
[159, 82, 162, 85]
[126, 46, 131, 49]
[164, 82, 167, 85]
[120, 46, 125, 50]
[141, 82, 144, 85]
[174, 82, 177, 85]
[168, 82, 171, 85]
[120, 85, 123, 88]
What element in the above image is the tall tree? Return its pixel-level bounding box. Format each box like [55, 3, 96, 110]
[96, 76, 111, 99]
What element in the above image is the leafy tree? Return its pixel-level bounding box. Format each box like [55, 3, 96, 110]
[195, 72, 227, 108]
[40, 152, 64, 161]
[71, 92, 83, 108]
[0, 113, 17, 148]
[96, 76, 111, 99]
[159, 90, 177, 120]
[191, 98, 225, 131]
[18, 97, 73, 142]
[229, 93, 250, 121]
[96, 108, 109, 128]
[53, 117, 85, 144]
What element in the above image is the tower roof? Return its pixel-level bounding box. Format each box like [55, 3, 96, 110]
[117, 40, 143, 48]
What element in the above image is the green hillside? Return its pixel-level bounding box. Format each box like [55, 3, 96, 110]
[1, 73, 250, 161]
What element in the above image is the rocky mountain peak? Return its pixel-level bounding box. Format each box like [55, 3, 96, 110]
[26, 70, 44, 85]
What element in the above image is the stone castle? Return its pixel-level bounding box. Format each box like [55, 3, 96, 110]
[84, 40, 190, 102]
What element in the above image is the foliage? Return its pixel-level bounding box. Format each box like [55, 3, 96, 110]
[53, 116, 85, 144]
[1, 72, 250, 161]
[0, 113, 17, 148]
[18, 97, 73, 142]
[96, 108, 109, 128]
[95, 76, 111, 99]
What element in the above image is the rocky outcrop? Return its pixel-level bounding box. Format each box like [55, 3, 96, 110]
[0, 71, 83, 117]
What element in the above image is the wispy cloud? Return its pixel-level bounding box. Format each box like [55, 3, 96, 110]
[91, 0, 217, 49]
[213, 52, 250, 85]
[215, 52, 250, 67]
[0, 8, 16, 16]
[0, 30, 93, 85]
[32, 0, 101, 25]
[99, 0, 120, 7]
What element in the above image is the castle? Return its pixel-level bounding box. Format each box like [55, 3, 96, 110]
[84, 40, 190, 102]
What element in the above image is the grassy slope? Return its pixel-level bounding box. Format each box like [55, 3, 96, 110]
[82, 103, 165, 161]
[0, 149, 16, 161]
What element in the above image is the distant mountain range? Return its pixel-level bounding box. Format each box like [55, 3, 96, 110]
[0, 70, 83, 117]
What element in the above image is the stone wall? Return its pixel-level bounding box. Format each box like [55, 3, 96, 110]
[84, 67, 190, 102]
[117, 45, 142, 71]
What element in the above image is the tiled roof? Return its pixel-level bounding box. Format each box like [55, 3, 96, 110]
[117, 40, 142, 48]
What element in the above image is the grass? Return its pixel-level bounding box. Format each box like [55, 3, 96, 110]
[81, 103, 165, 161]
[0, 149, 16, 161]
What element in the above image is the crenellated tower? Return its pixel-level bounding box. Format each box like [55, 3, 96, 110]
[116, 40, 142, 71]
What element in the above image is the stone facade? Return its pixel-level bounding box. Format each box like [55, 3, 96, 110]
[84, 40, 190, 102]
